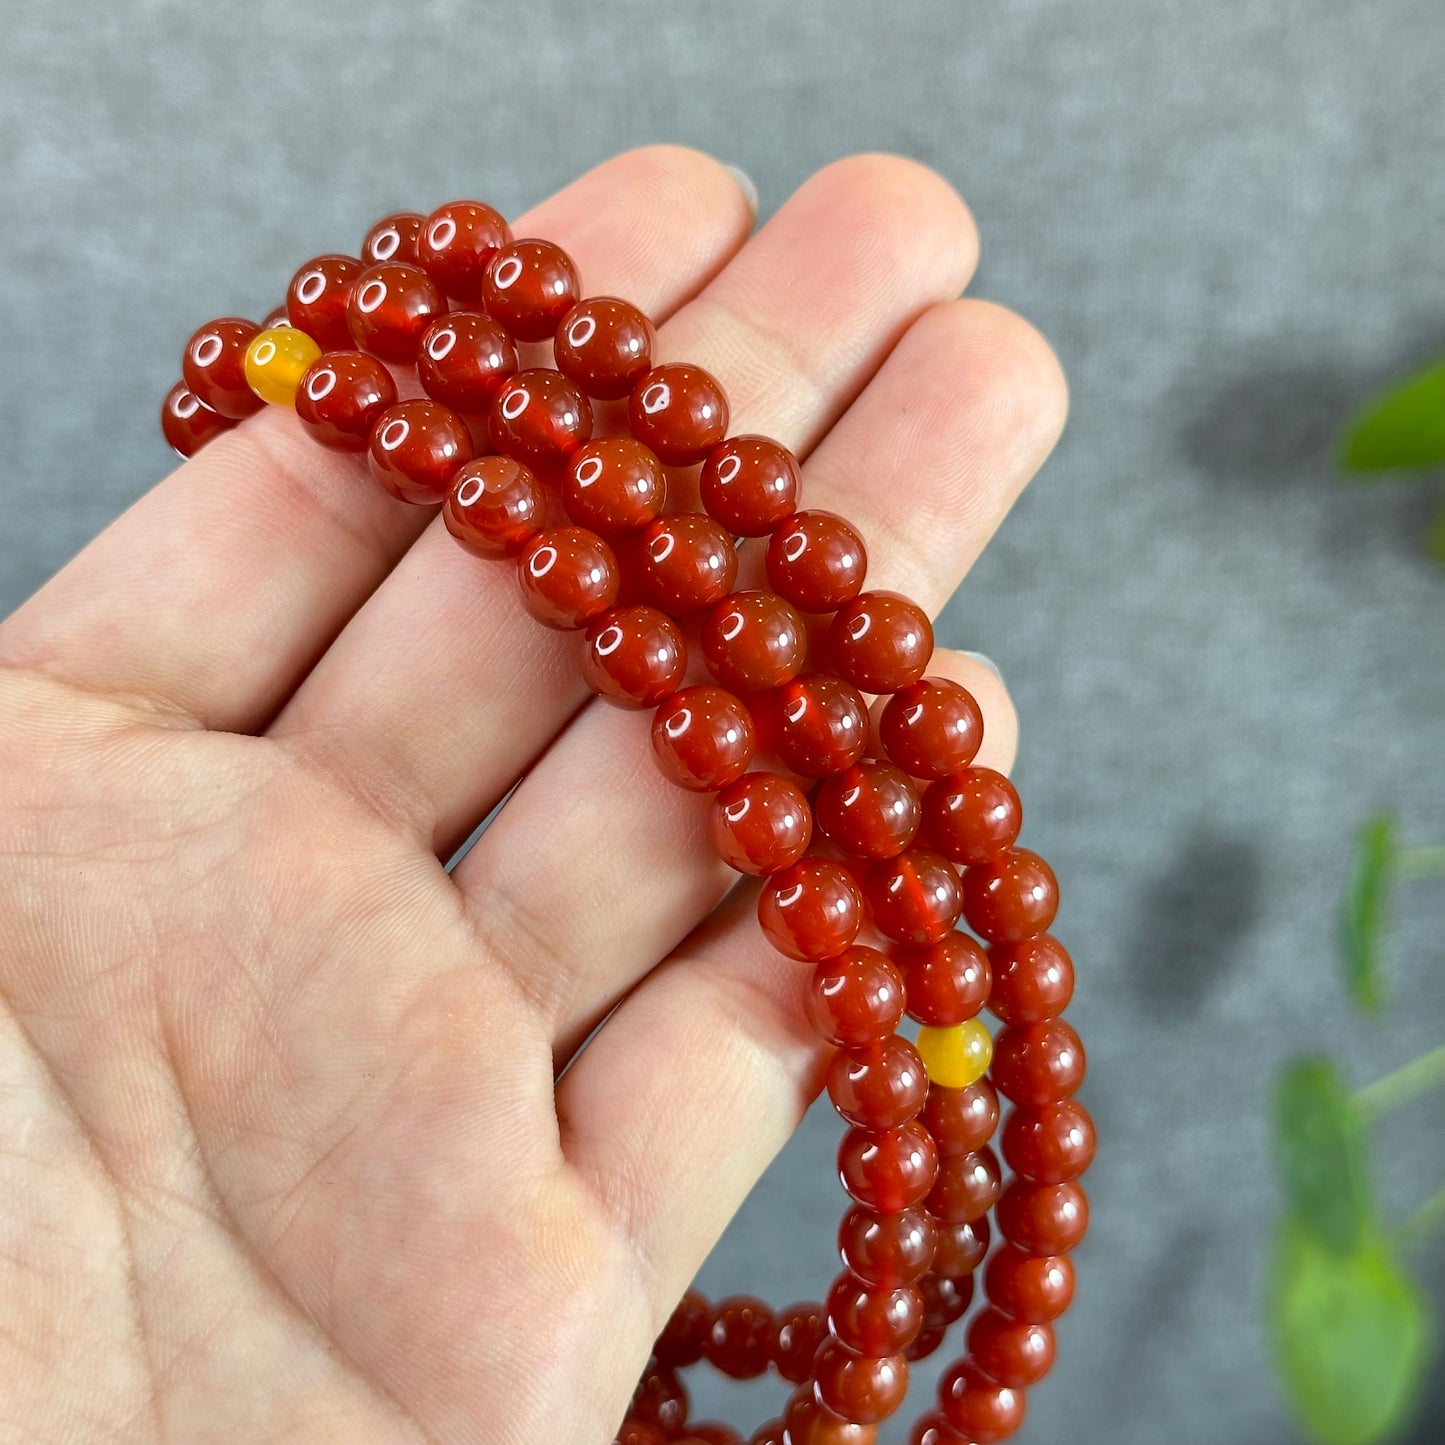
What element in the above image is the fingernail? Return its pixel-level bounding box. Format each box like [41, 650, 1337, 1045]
[724, 163, 759, 219]
[963, 650, 1004, 685]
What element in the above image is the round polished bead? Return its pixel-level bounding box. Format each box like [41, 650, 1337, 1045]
[563, 437, 666, 535]
[581, 604, 686, 707]
[416, 200, 512, 302]
[517, 526, 619, 630]
[922, 1078, 1001, 1157]
[651, 685, 755, 791]
[939, 1361, 1027, 1443]
[629, 1362, 688, 1434]
[837, 1121, 939, 1211]
[919, 1272, 974, 1327]
[295, 351, 397, 452]
[807, 948, 906, 1047]
[961, 849, 1059, 943]
[770, 674, 870, 778]
[933, 1216, 992, 1278]
[773, 1301, 827, 1385]
[554, 296, 656, 399]
[1002, 1099, 1096, 1184]
[416, 311, 518, 413]
[897, 934, 991, 1028]
[968, 1309, 1055, 1390]
[367, 400, 473, 503]
[827, 1036, 928, 1129]
[782, 1387, 877, 1445]
[709, 772, 812, 875]
[285, 253, 365, 351]
[489, 368, 593, 470]
[362, 211, 424, 267]
[182, 317, 263, 419]
[903, 1323, 948, 1367]
[865, 848, 963, 945]
[346, 262, 446, 363]
[480, 238, 581, 342]
[749, 1423, 787, 1445]
[759, 858, 864, 962]
[926, 1146, 1002, 1225]
[243, 326, 323, 407]
[443, 456, 543, 556]
[262, 304, 290, 331]
[826, 1273, 923, 1356]
[160, 381, 232, 457]
[634, 514, 739, 614]
[916, 1019, 994, 1091]
[879, 678, 984, 780]
[656, 1288, 710, 1368]
[923, 768, 1022, 865]
[699, 435, 801, 536]
[766, 511, 867, 612]
[987, 935, 1074, 1024]
[837, 1205, 937, 1288]
[813, 1340, 909, 1425]
[615, 1419, 667, 1445]
[908, 1411, 967, 1445]
[985, 1246, 1075, 1323]
[629, 363, 730, 465]
[996, 1180, 1089, 1254]
[829, 592, 933, 694]
[991, 1020, 1086, 1106]
[813, 762, 921, 860]
[701, 591, 807, 692]
[705, 1295, 774, 1380]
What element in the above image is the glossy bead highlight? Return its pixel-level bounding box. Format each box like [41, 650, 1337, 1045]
[699, 435, 801, 535]
[709, 772, 812, 875]
[416, 199, 512, 302]
[829, 592, 934, 694]
[629, 363, 730, 465]
[346, 262, 446, 363]
[243, 325, 322, 407]
[489, 368, 594, 470]
[758, 858, 864, 961]
[517, 526, 620, 630]
[443, 456, 544, 557]
[481, 238, 581, 341]
[367, 399, 474, 503]
[582, 605, 686, 707]
[160, 381, 233, 457]
[651, 686, 755, 792]
[915, 1019, 994, 1090]
[417, 311, 518, 413]
[182, 317, 263, 419]
[285, 253, 364, 351]
[554, 296, 656, 399]
[295, 351, 397, 451]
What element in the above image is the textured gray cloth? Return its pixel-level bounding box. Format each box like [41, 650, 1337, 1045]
[3, 2, 1444, 1441]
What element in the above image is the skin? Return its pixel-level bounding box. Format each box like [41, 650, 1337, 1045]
[0, 147, 1066, 1444]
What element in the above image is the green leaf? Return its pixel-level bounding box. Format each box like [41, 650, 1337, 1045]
[1340, 362, 1445, 473]
[1427, 499, 1445, 567]
[1270, 1218, 1432, 1445]
[1340, 814, 1398, 1014]
[1274, 1057, 1373, 1252]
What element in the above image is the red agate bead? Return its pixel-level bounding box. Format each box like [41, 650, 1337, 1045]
[581, 604, 685, 707]
[879, 678, 984, 780]
[443, 456, 542, 556]
[367, 399, 473, 503]
[362, 211, 424, 266]
[769, 674, 870, 778]
[961, 849, 1059, 942]
[563, 437, 666, 535]
[896, 933, 991, 1028]
[921, 1079, 1001, 1157]
[827, 1036, 928, 1129]
[837, 1206, 937, 1287]
[651, 685, 754, 791]
[701, 591, 807, 692]
[517, 526, 619, 630]
[554, 296, 656, 399]
[990, 1020, 1086, 1106]
[782, 1388, 877, 1445]
[923, 768, 1022, 864]
[996, 1180, 1089, 1253]
[160, 381, 233, 457]
[656, 1289, 710, 1367]
[837, 1121, 939, 1212]
[286, 253, 365, 351]
[814, 761, 921, 860]
[830, 592, 933, 694]
[616, 1420, 667, 1445]
[918, 1272, 974, 1327]
[629, 362, 730, 465]
[416, 200, 511, 302]
[1002, 1099, 1096, 1184]
[807, 948, 906, 1046]
[813, 1339, 909, 1424]
[480, 238, 581, 342]
[985, 1247, 1075, 1322]
[773, 1302, 828, 1384]
[932, 1216, 991, 1277]
[967, 1309, 1055, 1390]
[699, 435, 800, 535]
[766, 510, 867, 612]
[987, 935, 1074, 1024]
[489, 368, 593, 470]
[630, 1362, 689, 1434]
[634, 514, 738, 613]
[938, 1361, 1026, 1443]
[709, 772, 812, 875]
[758, 858, 864, 961]
[346, 262, 446, 363]
[864, 848, 962, 945]
[705, 1296, 774, 1380]
[182, 317, 263, 419]
[926, 1146, 1002, 1225]
[295, 351, 397, 451]
[417, 311, 518, 413]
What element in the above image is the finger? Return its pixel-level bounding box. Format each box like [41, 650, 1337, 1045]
[459, 298, 1061, 1056]
[270, 154, 979, 852]
[0, 146, 752, 732]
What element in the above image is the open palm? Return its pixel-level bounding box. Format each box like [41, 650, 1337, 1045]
[0, 148, 1064, 1444]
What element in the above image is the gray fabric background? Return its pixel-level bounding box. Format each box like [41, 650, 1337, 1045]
[3, 2, 1444, 1441]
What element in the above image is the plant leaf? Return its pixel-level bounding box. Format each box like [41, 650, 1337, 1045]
[1340, 362, 1445, 473]
[1270, 1217, 1432, 1445]
[1273, 1056, 1373, 1252]
[1340, 813, 1397, 1014]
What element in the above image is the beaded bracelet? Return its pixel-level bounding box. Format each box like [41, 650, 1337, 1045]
[161, 197, 1093, 1445]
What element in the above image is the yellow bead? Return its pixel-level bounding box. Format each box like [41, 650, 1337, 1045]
[916, 1019, 993, 1089]
[243, 325, 323, 407]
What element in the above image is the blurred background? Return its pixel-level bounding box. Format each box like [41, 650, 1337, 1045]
[2, 2, 1443, 1441]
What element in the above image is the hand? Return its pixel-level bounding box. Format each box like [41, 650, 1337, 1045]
[0, 148, 1065, 1444]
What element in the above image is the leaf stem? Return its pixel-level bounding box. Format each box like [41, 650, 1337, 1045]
[1355, 1042, 1445, 1117]
[1399, 845, 1445, 879]
[1395, 1180, 1445, 1254]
